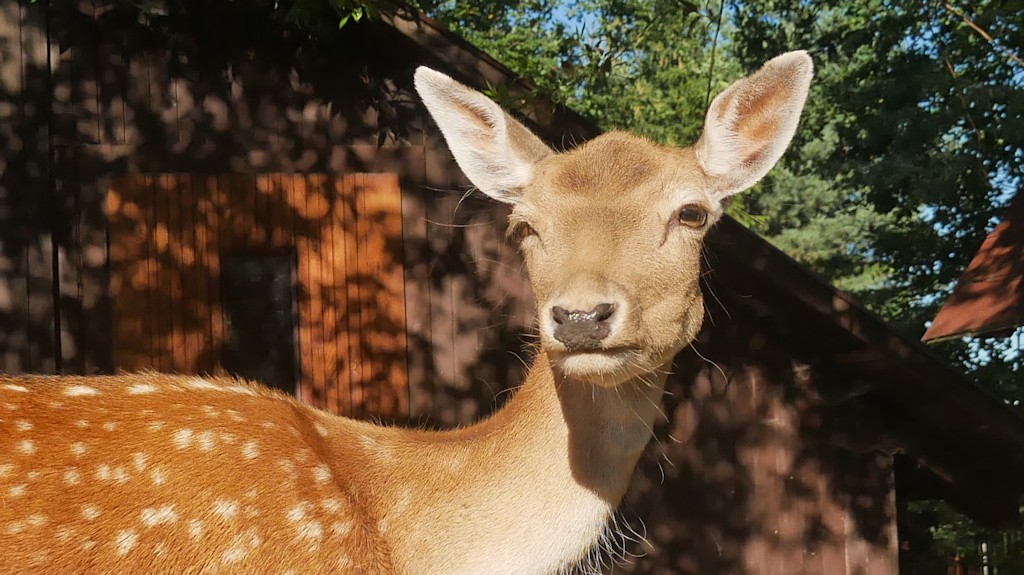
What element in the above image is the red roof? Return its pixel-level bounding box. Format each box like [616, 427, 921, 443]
[923, 193, 1024, 342]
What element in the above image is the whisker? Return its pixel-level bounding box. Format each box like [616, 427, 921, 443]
[689, 341, 729, 387]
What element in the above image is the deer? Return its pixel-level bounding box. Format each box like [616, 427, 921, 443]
[0, 51, 812, 574]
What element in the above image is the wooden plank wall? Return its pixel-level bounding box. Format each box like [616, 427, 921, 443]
[406, 132, 535, 428]
[0, 0, 59, 374]
[106, 173, 408, 419]
[618, 299, 900, 575]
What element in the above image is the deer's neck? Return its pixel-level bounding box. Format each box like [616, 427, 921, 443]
[378, 351, 668, 575]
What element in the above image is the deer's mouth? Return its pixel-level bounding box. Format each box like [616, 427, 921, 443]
[547, 346, 647, 384]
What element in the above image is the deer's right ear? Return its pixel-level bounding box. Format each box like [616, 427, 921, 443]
[415, 67, 552, 204]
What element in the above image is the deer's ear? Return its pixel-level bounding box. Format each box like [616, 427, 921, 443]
[696, 51, 813, 199]
[415, 67, 552, 204]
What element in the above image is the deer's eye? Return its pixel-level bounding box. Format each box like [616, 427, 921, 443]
[511, 222, 537, 243]
[676, 204, 709, 229]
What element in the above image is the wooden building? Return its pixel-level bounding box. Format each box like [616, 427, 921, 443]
[2, 2, 1024, 573]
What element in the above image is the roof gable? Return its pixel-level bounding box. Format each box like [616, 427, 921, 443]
[924, 192, 1024, 342]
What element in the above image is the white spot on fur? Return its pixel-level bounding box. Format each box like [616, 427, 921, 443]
[296, 520, 323, 543]
[314, 422, 329, 436]
[95, 464, 112, 481]
[0, 464, 12, 477]
[221, 432, 237, 444]
[277, 459, 297, 478]
[132, 452, 148, 472]
[212, 499, 239, 520]
[360, 435, 392, 461]
[8, 484, 26, 497]
[322, 498, 343, 514]
[260, 421, 275, 429]
[151, 467, 166, 486]
[56, 527, 74, 542]
[287, 502, 311, 523]
[222, 530, 261, 564]
[64, 385, 99, 397]
[393, 489, 413, 514]
[330, 520, 353, 537]
[82, 505, 101, 521]
[173, 428, 194, 449]
[313, 464, 332, 484]
[188, 519, 204, 539]
[103, 422, 118, 432]
[71, 442, 86, 457]
[26, 470, 40, 481]
[3, 402, 17, 410]
[3, 384, 30, 392]
[154, 542, 169, 556]
[202, 405, 219, 417]
[148, 421, 165, 432]
[15, 419, 32, 431]
[128, 383, 157, 395]
[187, 377, 219, 390]
[242, 440, 259, 460]
[17, 439, 35, 455]
[6, 521, 25, 534]
[27, 513, 47, 527]
[82, 540, 97, 551]
[64, 468, 81, 485]
[197, 431, 216, 452]
[74, 420, 89, 429]
[29, 549, 49, 565]
[226, 409, 245, 421]
[113, 466, 129, 484]
[115, 529, 138, 555]
[141, 505, 179, 527]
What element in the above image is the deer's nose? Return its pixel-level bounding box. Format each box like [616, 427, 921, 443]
[550, 303, 616, 351]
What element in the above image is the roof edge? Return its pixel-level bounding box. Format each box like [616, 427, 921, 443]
[380, 4, 601, 143]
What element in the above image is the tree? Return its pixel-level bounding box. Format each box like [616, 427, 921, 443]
[729, 0, 1024, 570]
[420, 0, 731, 145]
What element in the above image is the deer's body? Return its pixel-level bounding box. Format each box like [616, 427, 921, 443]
[0, 53, 812, 574]
[1, 352, 661, 574]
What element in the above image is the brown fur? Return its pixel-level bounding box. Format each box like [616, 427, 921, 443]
[0, 374, 395, 573]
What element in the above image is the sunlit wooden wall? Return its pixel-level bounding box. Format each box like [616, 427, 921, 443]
[106, 173, 408, 418]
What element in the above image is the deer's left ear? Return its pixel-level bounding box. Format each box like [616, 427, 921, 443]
[415, 67, 552, 204]
[696, 51, 813, 199]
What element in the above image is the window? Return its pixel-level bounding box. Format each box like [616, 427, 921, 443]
[221, 254, 299, 395]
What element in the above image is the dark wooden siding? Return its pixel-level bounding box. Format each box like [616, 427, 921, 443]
[619, 289, 899, 574]
[0, 1, 58, 374]
[107, 172, 408, 418]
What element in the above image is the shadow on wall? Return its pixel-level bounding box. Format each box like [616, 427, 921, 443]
[0, 0, 533, 425]
[615, 294, 897, 574]
[0, 1, 60, 373]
